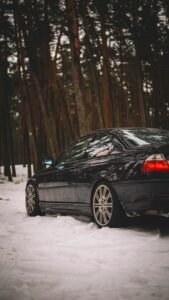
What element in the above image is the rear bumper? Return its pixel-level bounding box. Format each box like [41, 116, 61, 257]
[113, 179, 169, 216]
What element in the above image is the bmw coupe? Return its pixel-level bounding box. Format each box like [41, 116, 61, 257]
[25, 128, 169, 227]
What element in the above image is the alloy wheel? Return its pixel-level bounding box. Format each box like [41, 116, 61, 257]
[26, 185, 36, 214]
[93, 184, 113, 226]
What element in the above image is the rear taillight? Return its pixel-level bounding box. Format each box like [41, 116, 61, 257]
[141, 154, 169, 172]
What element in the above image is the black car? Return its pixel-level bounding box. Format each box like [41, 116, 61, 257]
[25, 128, 169, 227]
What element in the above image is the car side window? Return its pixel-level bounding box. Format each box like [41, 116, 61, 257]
[87, 133, 116, 158]
[114, 138, 124, 151]
[56, 135, 93, 169]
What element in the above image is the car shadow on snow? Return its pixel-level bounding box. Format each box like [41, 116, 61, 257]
[43, 213, 169, 237]
[66, 214, 169, 237]
[125, 216, 169, 237]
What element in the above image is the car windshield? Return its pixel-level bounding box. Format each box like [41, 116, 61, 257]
[121, 128, 169, 146]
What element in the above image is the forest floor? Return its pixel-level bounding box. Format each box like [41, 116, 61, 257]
[0, 166, 169, 300]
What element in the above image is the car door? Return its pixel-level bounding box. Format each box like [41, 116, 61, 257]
[41, 162, 76, 205]
[40, 134, 93, 212]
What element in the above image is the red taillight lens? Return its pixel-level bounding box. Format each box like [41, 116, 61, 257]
[142, 160, 169, 172]
[141, 154, 169, 172]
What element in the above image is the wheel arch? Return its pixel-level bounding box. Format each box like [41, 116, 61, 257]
[26, 176, 38, 189]
[90, 178, 116, 207]
[90, 178, 126, 214]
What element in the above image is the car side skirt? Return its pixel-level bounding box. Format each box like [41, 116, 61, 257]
[39, 201, 92, 216]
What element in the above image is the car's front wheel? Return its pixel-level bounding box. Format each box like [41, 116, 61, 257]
[92, 182, 124, 227]
[25, 184, 41, 216]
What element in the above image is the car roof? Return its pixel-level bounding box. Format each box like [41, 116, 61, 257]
[77, 127, 155, 140]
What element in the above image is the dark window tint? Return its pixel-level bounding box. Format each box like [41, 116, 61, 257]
[87, 133, 115, 157]
[114, 138, 124, 150]
[122, 128, 169, 146]
[56, 135, 93, 167]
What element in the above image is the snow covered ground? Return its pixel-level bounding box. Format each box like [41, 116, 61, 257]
[0, 166, 169, 300]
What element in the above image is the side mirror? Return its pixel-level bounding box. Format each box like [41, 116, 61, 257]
[42, 156, 53, 167]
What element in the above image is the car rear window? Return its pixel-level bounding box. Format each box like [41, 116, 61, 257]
[121, 128, 169, 146]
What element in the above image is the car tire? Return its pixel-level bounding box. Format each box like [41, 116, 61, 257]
[92, 182, 125, 228]
[25, 184, 41, 216]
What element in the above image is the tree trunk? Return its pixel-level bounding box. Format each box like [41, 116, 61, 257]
[81, 0, 104, 128]
[132, 2, 146, 127]
[65, 0, 88, 135]
[100, 14, 113, 128]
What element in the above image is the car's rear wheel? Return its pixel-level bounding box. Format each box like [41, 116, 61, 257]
[92, 182, 124, 227]
[26, 184, 41, 216]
